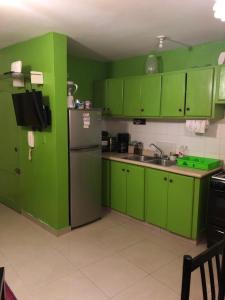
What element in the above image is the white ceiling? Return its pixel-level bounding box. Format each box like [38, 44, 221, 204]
[0, 0, 225, 60]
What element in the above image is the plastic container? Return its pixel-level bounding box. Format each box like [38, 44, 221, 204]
[176, 156, 221, 170]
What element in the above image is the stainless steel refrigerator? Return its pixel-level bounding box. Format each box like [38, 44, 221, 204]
[68, 109, 102, 228]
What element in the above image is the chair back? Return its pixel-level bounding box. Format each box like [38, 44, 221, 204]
[181, 239, 225, 300]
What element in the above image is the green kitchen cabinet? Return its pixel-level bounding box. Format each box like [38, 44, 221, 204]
[110, 161, 144, 220]
[161, 71, 186, 117]
[145, 168, 194, 238]
[217, 66, 225, 101]
[167, 173, 194, 237]
[106, 79, 124, 116]
[186, 67, 214, 117]
[93, 80, 107, 110]
[123, 77, 141, 116]
[140, 75, 161, 117]
[145, 168, 168, 228]
[110, 161, 127, 213]
[126, 164, 145, 220]
[102, 159, 110, 207]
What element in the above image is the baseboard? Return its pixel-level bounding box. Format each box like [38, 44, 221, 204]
[22, 210, 71, 236]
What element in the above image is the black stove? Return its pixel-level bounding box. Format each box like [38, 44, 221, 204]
[207, 170, 225, 247]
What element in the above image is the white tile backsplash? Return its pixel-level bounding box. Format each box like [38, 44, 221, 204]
[102, 118, 225, 163]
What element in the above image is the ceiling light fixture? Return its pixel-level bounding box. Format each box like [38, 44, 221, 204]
[213, 0, 225, 22]
[156, 35, 192, 50]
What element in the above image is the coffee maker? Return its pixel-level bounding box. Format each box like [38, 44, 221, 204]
[117, 133, 130, 153]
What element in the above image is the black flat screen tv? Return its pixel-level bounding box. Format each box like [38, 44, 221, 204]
[12, 90, 51, 130]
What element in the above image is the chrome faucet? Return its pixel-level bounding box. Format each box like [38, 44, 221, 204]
[149, 143, 164, 158]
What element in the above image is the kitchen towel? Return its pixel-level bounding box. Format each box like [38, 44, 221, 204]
[186, 120, 209, 134]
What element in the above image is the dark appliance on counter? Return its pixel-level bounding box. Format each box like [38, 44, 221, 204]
[102, 131, 109, 152]
[117, 133, 129, 153]
[207, 171, 225, 247]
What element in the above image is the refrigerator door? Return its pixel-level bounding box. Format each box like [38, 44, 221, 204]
[70, 147, 101, 228]
[69, 109, 101, 149]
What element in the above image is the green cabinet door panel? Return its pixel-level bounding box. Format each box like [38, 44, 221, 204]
[123, 78, 141, 116]
[167, 173, 194, 238]
[218, 66, 225, 101]
[186, 68, 214, 117]
[140, 75, 161, 117]
[110, 161, 126, 213]
[106, 79, 124, 115]
[161, 72, 186, 117]
[93, 80, 107, 109]
[102, 159, 110, 207]
[126, 165, 144, 220]
[145, 168, 168, 228]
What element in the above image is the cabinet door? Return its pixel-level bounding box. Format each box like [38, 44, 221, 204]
[110, 161, 126, 213]
[161, 72, 186, 117]
[123, 78, 141, 116]
[106, 79, 123, 116]
[218, 66, 225, 101]
[167, 173, 194, 238]
[186, 68, 214, 117]
[126, 164, 144, 220]
[140, 75, 161, 117]
[145, 168, 168, 228]
[102, 159, 110, 207]
[93, 80, 107, 110]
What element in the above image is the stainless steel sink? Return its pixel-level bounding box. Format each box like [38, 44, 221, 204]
[147, 158, 176, 167]
[122, 155, 156, 162]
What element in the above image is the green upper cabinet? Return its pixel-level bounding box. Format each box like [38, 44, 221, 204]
[161, 71, 186, 117]
[215, 65, 225, 103]
[145, 168, 168, 229]
[110, 161, 127, 213]
[106, 79, 124, 116]
[123, 77, 141, 116]
[167, 173, 194, 237]
[140, 75, 161, 117]
[186, 67, 214, 117]
[93, 80, 107, 110]
[126, 164, 144, 220]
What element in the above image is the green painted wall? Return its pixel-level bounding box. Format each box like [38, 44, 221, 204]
[108, 39, 225, 77]
[0, 32, 69, 230]
[67, 55, 108, 100]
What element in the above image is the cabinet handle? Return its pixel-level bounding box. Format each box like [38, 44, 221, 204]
[127, 170, 130, 173]
[186, 107, 190, 111]
[122, 169, 125, 172]
[164, 177, 167, 181]
[178, 108, 182, 112]
[141, 108, 144, 112]
[216, 229, 225, 235]
[14, 168, 21, 175]
[103, 107, 106, 111]
[14, 147, 18, 152]
[169, 179, 173, 183]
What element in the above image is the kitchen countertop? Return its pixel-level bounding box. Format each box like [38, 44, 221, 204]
[102, 152, 223, 178]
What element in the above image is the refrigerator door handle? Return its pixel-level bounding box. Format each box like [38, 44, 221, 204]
[70, 145, 100, 151]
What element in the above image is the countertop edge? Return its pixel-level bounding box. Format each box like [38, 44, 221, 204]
[102, 153, 223, 178]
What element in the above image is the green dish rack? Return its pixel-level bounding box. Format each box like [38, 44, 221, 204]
[176, 155, 221, 170]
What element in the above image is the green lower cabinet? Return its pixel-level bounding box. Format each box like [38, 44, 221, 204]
[110, 161, 127, 213]
[145, 168, 168, 228]
[126, 165, 144, 220]
[167, 173, 194, 238]
[102, 159, 110, 207]
[110, 161, 144, 220]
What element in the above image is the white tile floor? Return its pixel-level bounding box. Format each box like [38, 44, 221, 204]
[0, 203, 208, 300]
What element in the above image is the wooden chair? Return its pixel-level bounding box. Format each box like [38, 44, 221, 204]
[181, 239, 225, 300]
[0, 267, 5, 300]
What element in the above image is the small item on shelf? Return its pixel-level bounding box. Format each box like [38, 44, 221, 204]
[84, 100, 92, 110]
[128, 144, 135, 154]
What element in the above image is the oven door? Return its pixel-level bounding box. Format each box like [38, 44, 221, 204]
[208, 182, 225, 228]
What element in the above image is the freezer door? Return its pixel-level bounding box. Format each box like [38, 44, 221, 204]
[70, 147, 101, 228]
[69, 109, 101, 149]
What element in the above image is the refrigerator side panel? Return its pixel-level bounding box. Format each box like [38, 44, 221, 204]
[69, 109, 101, 149]
[70, 147, 101, 228]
